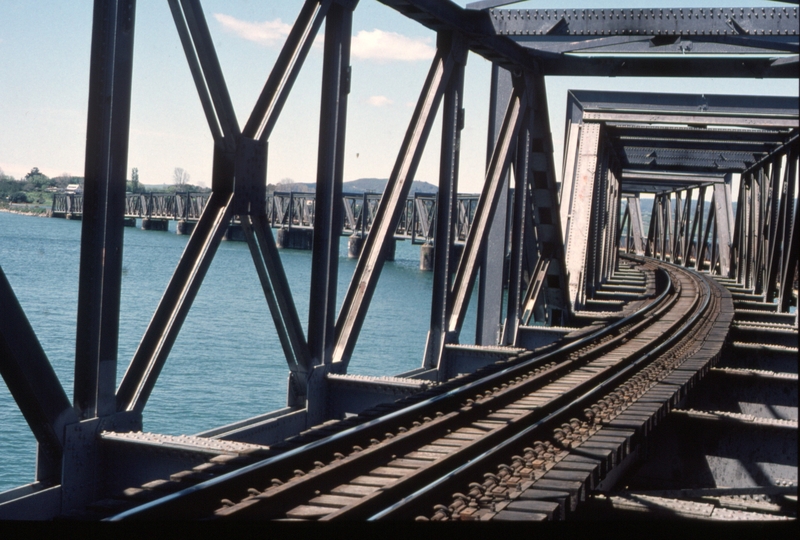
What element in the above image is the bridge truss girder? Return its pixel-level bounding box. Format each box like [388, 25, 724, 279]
[561, 90, 798, 314]
[1, 0, 798, 518]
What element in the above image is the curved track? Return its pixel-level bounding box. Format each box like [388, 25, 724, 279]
[109, 256, 730, 521]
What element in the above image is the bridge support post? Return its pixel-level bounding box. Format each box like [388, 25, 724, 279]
[74, 0, 137, 420]
[276, 227, 313, 249]
[223, 223, 246, 241]
[176, 219, 195, 235]
[420, 242, 434, 271]
[347, 233, 364, 258]
[562, 122, 602, 311]
[141, 218, 168, 231]
[476, 64, 512, 346]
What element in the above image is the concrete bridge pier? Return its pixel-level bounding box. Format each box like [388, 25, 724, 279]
[276, 227, 313, 250]
[223, 223, 246, 242]
[348, 233, 365, 258]
[176, 219, 195, 235]
[141, 218, 168, 231]
[420, 242, 463, 271]
[348, 233, 395, 260]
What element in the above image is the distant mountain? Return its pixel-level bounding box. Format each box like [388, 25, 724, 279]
[288, 178, 437, 194]
[343, 178, 437, 194]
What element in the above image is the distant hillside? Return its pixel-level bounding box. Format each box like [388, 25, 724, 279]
[284, 178, 438, 194]
[343, 178, 437, 194]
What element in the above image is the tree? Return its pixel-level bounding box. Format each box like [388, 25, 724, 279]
[22, 167, 50, 190]
[276, 177, 309, 193]
[129, 167, 141, 193]
[173, 167, 190, 187]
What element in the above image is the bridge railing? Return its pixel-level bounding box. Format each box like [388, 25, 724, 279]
[51, 193, 83, 215]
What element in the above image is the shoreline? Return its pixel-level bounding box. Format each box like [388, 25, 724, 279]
[0, 206, 51, 217]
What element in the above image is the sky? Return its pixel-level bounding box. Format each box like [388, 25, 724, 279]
[0, 0, 797, 194]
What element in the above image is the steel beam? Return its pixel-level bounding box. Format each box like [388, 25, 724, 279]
[502, 101, 532, 346]
[448, 73, 526, 336]
[423, 32, 466, 371]
[117, 0, 332, 412]
[0, 268, 77, 481]
[562, 122, 602, 310]
[308, 0, 355, 374]
[489, 8, 800, 38]
[778, 145, 798, 312]
[74, 0, 137, 419]
[713, 181, 734, 277]
[524, 73, 569, 326]
[625, 196, 645, 256]
[333, 36, 458, 368]
[174, 0, 239, 142]
[476, 65, 513, 346]
[244, 0, 331, 140]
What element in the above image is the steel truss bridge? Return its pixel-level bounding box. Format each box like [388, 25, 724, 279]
[0, 0, 797, 522]
[51, 190, 481, 244]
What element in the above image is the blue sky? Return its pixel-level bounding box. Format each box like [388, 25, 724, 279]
[0, 1, 796, 193]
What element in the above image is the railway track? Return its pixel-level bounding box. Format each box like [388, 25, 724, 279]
[108, 256, 730, 521]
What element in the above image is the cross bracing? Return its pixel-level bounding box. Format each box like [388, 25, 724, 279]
[0, 0, 797, 519]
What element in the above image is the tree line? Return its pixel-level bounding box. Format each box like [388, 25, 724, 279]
[0, 166, 214, 208]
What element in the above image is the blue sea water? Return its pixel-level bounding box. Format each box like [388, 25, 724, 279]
[0, 211, 477, 493]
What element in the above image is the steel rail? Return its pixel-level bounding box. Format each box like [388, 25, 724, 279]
[372, 259, 713, 520]
[208, 259, 695, 520]
[109, 260, 673, 520]
[108, 260, 669, 520]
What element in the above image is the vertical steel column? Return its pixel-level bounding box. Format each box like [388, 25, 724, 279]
[333, 37, 456, 367]
[754, 170, 767, 291]
[74, 0, 136, 419]
[691, 186, 707, 268]
[521, 74, 568, 326]
[308, 0, 355, 371]
[759, 158, 780, 295]
[766, 148, 795, 303]
[681, 189, 694, 265]
[662, 194, 671, 262]
[476, 65, 513, 345]
[645, 195, 657, 258]
[713, 181, 734, 277]
[619, 205, 630, 253]
[448, 76, 526, 337]
[778, 146, 798, 311]
[699, 194, 715, 272]
[608, 171, 621, 276]
[502, 89, 533, 345]
[732, 174, 747, 283]
[627, 196, 645, 256]
[563, 122, 601, 310]
[672, 191, 682, 263]
[602, 168, 619, 282]
[423, 32, 466, 371]
[586, 145, 608, 295]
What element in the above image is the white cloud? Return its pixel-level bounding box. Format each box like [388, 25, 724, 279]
[212, 15, 434, 63]
[367, 95, 393, 107]
[351, 30, 434, 62]
[213, 13, 292, 46]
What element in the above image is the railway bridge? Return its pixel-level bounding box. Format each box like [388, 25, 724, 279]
[0, 0, 797, 521]
[51, 190, 481, 259]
